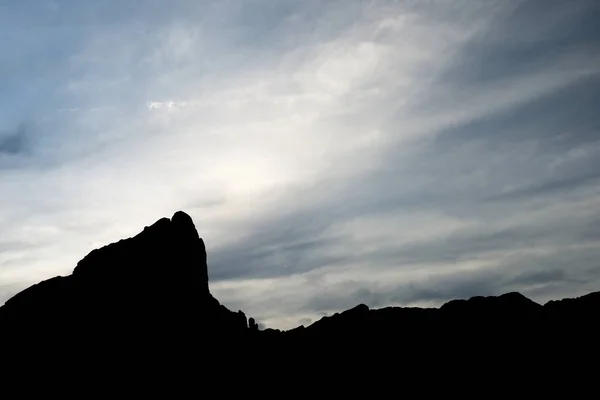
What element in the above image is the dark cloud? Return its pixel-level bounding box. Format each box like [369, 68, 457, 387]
[483, 172, 600, 202]
[384, 214, 600, 268]
[209, 211, 349, 281]
[435, 0, 600, 87]
[0, 124, 30, 156]
[505, 268, 568, 288]
[429, 74, 600, 152]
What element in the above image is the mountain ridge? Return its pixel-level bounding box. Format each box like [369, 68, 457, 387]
[2, 210, 598, 334]
[1, 210, 599, 384]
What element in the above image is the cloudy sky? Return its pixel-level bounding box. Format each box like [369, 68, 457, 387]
[1, 0, 599, 329]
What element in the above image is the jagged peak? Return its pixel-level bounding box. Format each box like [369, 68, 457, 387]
[172, 210, 193, 223]
[72, 211, 208, 292]
[171, 211, 199, 235]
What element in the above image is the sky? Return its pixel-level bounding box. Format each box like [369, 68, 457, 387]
[1, 0, 599, 330]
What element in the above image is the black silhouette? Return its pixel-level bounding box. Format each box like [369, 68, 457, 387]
[1, 211, 598, 383]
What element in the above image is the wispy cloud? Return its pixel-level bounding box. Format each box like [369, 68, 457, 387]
[1, 0, 599, 329]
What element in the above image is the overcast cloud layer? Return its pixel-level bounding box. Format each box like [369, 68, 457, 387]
[1, 0, 599, 329]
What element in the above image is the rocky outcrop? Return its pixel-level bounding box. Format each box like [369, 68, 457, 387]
[0, 211, 249, 352]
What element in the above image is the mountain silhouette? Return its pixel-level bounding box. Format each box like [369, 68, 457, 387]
[1, 211, 598, 384]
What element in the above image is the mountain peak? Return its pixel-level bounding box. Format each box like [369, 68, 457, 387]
[0, 210, 250, 348]
[72, 211, 209, 293]
[172, 210, 193, 222]
[171, 210, 198, 236]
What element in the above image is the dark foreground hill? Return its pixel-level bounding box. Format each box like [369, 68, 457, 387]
[1, 211, 599, 386]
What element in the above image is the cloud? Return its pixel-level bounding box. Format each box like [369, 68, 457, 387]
[0, 124, 31, 156]
[1, 0, 600, 329]
[484, 171, 600, 202]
